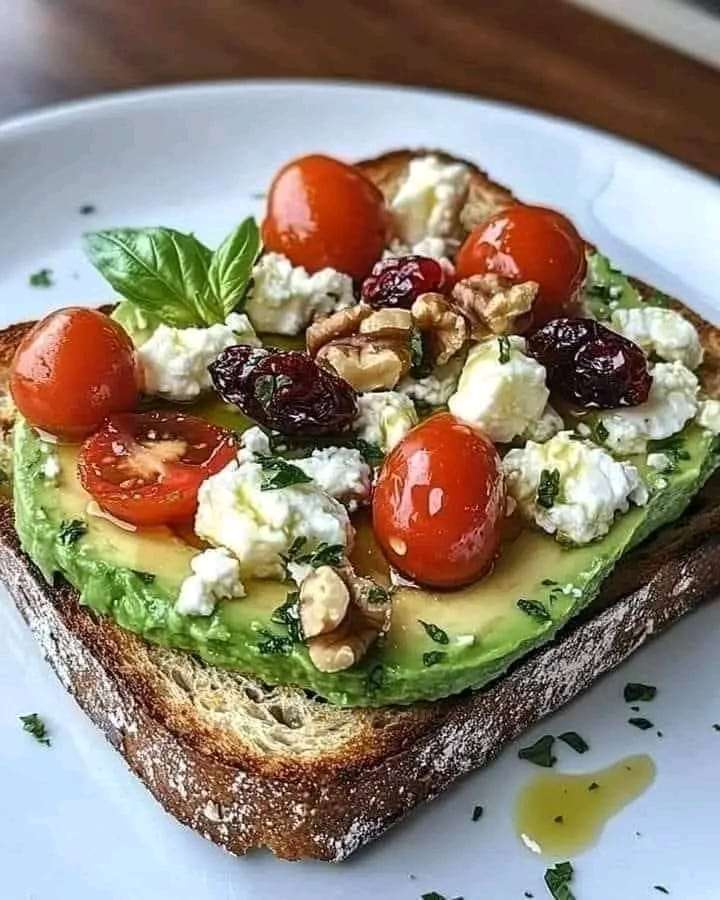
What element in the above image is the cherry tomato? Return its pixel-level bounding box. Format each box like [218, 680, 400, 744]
[262, 154, 388, 279]
[372, 413, 505, 589]
[10, 308, 139, 440]
[455, 205, 586, 327]
[78, 412, 237, 526]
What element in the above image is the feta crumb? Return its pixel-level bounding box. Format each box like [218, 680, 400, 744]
[245, 252, 355, 336]
[610, 306, 703, 369]
[294, 447, 371, 510]
[398, 356, 464, 407]
[176, 548, 245, 617]
[523, 404, 564, 444]
[697, 398, 720, 434]
[138, 315, 260, 402]
[599, 361, 698, 455]
[355, 391, 418, 453]
[646, 452, 672, 472]
[41, 452, 61, 481]
[503, 431, 648, 545]
[391, 155, 470, 245]
[448, 336, 549, 443]
[237, 426, 271, 462]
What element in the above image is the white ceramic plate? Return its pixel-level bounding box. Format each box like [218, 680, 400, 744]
[1, 81, 719, 900]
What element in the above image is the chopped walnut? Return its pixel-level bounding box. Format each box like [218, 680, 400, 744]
[359, 308, 413, 335]
[306, 303, 373, 356]
[459, 177, 515, 233]
[451, 274, 538, 339]
[298, 566, 350, 639]
[316, 334, 412, 391]
[411, 292, 468, 365]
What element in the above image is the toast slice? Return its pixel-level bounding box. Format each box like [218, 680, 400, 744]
[2, 151, 720, 862]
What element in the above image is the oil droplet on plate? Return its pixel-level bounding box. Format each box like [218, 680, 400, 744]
[515, 754, 655, 857]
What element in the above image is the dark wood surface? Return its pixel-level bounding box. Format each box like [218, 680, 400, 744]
[2, 0, 719, 174]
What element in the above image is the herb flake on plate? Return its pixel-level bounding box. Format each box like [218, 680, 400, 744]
[418, 620, 449, 645]
[624, 682, 657, 703]
[423, 651, 447, 668]
[544, 861, 575, 900]
[471, 805, 483, 821]
[518, 734, 556, 768]
[517, 598, 552, 623]
[19, 713, 50, 746]
[29, 268, 53, 288]
[628, 717, 654, 730]
[558, 731, 589, 754]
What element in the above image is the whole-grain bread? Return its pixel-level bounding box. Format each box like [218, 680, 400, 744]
[1, 150, 719, 862]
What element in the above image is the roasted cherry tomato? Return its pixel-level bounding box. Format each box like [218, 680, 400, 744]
[262, 154, 388, 280]
[10, 308, 139, 440]
[372, 413, 505, 589]
[78, 412, 237, 526]
[455, 204, 586, 327]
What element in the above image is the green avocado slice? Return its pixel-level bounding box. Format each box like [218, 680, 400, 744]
[13, 416, 720, 707]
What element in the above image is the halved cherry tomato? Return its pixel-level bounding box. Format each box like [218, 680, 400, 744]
[10, 308, 139, 440]
[78, 412, 237, 526]
[372, 413, 505, 589]
[455, 204, 586, 327]
[262, 154, 388, 279]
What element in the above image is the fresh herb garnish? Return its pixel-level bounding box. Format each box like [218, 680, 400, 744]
[132, 570, 156, 584]
[423, 651, 447, 667]
[497, 335, 512, 364]
[79, 204, 96, 215]
[593, 420, 609, 444]
[366, 664, 385, 693]
[367, 584, 391, 605]
[29, 268, 53, 288]
[537, 468, 561, 509]
[353, 438, 385, 467]
[541, 578, 557, 586]
[628, 717, 654, 730]
[58, 519, 87, 545]
[256, 628, 294, 655]
[19, 713, 51, 746]
[271, 591, 303, 642]
[519, 734, 556, 768]
[554, 815, 564, 824]
[558, 731, 589, 754]
[83, 218, 260, 328]
[544, 861, 575, 900]
[713, 724, 720, 732]
[418, 620, 449, 645]
[624, 682, 657, 703]
[472, 805, 483, 821]
[653, 887, 669, 895]
[517, 598, 551, 623]
[649, 291, 672, 308]
[588, 782, 599, 791]
[283, 538, 345, 569]
[257, 456, 313, 491]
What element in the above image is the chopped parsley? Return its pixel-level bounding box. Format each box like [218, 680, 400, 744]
[367, 584, 391, 605]
[418, 620, 449, 645]
[132, 570, 156, 584]
[624, 682, 657, 703]
[354, 438, 384, 466]
[19, 713, 50, 746]
[58, 519, 87, 545]
[628, 717, 654, 730]
[29, 268, 53, 287]
[497, 335, 511, 364]
[518, 734, 556, 768]
[536, 468, 561, 509]
[271, 592, 303, 642]
[423, 651, 447, 667]
[256, 628, 294, 655]
[558, 731, 589, 754]
[517, 598, 551, 623]
[472, 805, 483, 822]
[544, 861, 575, 900]
[283, 537, 344, 569]
[257, 456, 313, 491]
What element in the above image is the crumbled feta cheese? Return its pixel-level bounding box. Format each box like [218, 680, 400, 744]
[237, 426, 271, 462]
[391, 155, 470, 245]
[138, 314, 260, 402]
[448, 336, 549, 443]
[523, 405, 564, 443]
[195, 456, 351, 580]
[176, 548, 245, 617]
[647, 452, 672, 472]
[696, 398, 720, 434]
[294, 447, 371, 510]
[355, 391, 418, 453]
[398, 356, 464, 407]
[41, 451, 61, 481]
[610, 306, 703, 369]
[503, 431, 648, 545]
[245, 252, 355, 336]
[599, 361, 698, 455]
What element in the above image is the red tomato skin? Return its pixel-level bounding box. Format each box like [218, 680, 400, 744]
[10, 308, 139, 440]
[78, 412, 237, 526]
[261, 154, 388, 279]
[372, 413, 506, 589]
[455, 204, 586, 327]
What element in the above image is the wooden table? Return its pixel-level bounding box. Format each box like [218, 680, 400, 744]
[2, 0, 718, 175]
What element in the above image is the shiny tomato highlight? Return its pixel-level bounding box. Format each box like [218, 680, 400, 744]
[10, 308, 139, 440]
[455, 204, 586, 327]
[372, 413, 506, 589]
[78, 412, 237, 526]
[262, 154, 388, 279]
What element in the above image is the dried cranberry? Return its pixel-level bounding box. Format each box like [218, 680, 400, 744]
[209, 347, 358, 435]
[360, 255, 445, 309]
[527, 317, 652, 408]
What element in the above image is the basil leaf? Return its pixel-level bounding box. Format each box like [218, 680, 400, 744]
[19, 713, 51, 746]
[624, 682, 657, 703]
[84, 227, 217, 327]
[517, 598, 551, 623]
[519, 734, 556, 767]
[257, 456, 313, 491]
[207, 217, 261, 316]
[558, 731, 589, 754]
[418, 620, 450, 645]
[545, 861, 575, 900]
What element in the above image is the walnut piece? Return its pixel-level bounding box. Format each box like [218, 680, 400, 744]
[411, 292, 468, 365]
[306, 303, 373, 356]
[459, 176, 515, 233]
[451, 274, 538, 339]
[298, 566, 350, 639]
[316, 334, 412, 391]
[359, 308, 413, 335]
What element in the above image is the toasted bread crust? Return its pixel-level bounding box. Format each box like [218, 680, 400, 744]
[1, 149, 720, 860]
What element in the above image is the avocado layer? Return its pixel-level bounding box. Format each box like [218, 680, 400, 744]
[14, 417, 719, 707]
